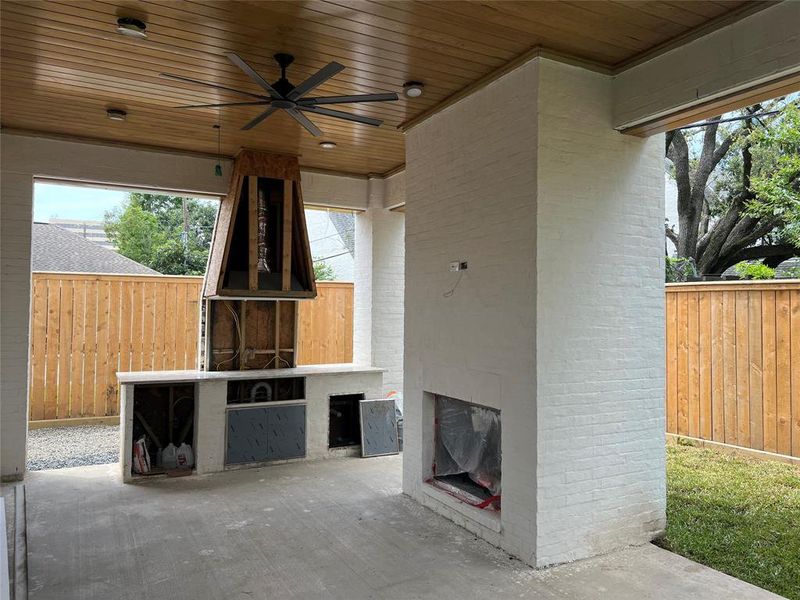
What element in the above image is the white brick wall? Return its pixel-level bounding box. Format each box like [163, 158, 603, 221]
[404, 58, 540, 564]
[535, 60, 665, 566]
[403, 58, 665, 567]
[353, 177, 405, 397]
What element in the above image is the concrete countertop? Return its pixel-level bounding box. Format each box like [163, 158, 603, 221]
[117, 364, 386, 385]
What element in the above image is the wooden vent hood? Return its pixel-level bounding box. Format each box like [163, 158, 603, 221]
[204, 150, 316, 300]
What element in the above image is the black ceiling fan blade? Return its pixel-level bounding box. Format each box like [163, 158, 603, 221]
[225, 52, 282, 99]
[298, 93, 399, 106]
[300, 105, 383, 127]
[286, 108, 322, 136]
[241, 106, 279, 131]
[287, 62, 345, 101]
[175, 100, 271, 109]
[160, 73, 268, 101]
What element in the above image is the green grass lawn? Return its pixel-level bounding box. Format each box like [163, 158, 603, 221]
[658, 443, 800, 599]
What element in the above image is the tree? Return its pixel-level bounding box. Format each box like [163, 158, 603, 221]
[105, 193, 218, 275]
[665, 99, 800, 275]
[313, 260, 336, 281]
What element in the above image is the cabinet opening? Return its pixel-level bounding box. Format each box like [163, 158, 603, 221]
[329, 393, 364, 448]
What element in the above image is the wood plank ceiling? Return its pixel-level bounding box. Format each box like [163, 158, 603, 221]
[0, 0, 761, 175]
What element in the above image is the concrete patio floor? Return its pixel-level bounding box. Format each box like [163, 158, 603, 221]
[22, 456, 779, 600]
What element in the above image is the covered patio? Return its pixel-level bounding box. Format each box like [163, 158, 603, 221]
[23, 456, 779, 600]
[2, 1, 799, 598]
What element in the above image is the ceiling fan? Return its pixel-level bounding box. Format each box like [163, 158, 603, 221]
[161, 52, 399, 136]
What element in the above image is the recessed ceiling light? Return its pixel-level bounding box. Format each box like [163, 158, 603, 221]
[403, 81, 424, 98]
[116, 17, 147, 39]
[107, 109, 127, 121]
[319, 141, 337, 149]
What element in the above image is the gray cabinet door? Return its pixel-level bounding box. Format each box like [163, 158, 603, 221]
[227, 408, 269, 464]
[266, 405, 306, 460]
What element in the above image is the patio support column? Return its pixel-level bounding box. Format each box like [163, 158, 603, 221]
[0, 169, 34, 480]
[402, 57, 665, 567]
[353, 176, 405, 397]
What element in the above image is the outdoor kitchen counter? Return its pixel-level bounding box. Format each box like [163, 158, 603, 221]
[119, 364, 385, 481]
[117, 364, 385, 384]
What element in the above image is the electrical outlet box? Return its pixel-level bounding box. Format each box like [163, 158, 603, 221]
[449, 261, 468, 272]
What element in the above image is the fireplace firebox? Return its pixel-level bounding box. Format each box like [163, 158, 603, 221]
[432, 395, 501, 511]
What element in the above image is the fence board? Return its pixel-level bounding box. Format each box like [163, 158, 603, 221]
[30, 275, 354, 422]
[735, 291, 750, 448]
[297, 282, 354, 367]
[667, 280, 800, 459]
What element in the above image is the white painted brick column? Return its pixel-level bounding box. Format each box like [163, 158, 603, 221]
[403, 57, 665, 567]
[0, 170, 34, 480]
[353, 178, 405, 397]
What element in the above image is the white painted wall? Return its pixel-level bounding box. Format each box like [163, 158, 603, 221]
[0, 132, 374, 479]
[403, 58, 665, 567]
[353, 178, 405, 396]
[404, 58, 540, 564]
[613, 1, 800, 129]
[535, 60, 665, 566]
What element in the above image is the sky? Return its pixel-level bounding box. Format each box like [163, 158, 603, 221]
[33, 182, 129, 222]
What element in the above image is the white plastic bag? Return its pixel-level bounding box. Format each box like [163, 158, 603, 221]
[162, 443, 178, 469]
[132, 436, 151, 474]
[176, 443, 194, 469]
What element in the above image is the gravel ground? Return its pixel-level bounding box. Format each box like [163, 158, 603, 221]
[27, 425, 119, 471]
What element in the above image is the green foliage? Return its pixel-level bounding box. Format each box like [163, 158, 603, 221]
[665, 256, 697, 282]
[313, 260, 336, 281]
[748, 103, 800, 248]
[105, 193, 218, 275]
[734, 261, 776, 280]
[657, 445, 800, 599]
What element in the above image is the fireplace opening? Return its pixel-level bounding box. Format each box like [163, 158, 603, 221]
[329, 393, 364, 448]
[432, 395, 501, 511]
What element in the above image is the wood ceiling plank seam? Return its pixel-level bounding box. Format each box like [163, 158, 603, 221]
[415, 0, 631, 64]
[561, 0, 689, 39]
[363, 0, 556, 52]
[0, 119, 401, 172]
[467, 1, 655, 52]
[0, 47, 417, 121]
[326, 0, 533, 55]
[79, 0, 490, 84]
[0, 93, 405, 152]
[0, 26, 459, 109]
[0, 76, 406, 136]
[142, 0, 490, 79]
[660, 0, 733, 19]
[17, 1, 482, 87]
[1, 124, 394, 173]
[610, 1, 708, 28]
[0, 101, 404, 156]
[310, 0, 520, 61]
[191, 0, 506, 68]
[7, 2, 489, 86]
[177, 0, 503, 69]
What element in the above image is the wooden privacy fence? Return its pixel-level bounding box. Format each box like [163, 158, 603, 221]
[666, 280, 800, 458]
[29, 274, 354, 422]
[29, 273, 203, 421]
[296, 281, 354, 366]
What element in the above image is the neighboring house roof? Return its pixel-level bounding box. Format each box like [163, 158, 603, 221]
[50, 218, 114, 250]
[32, 222, 159, 275]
